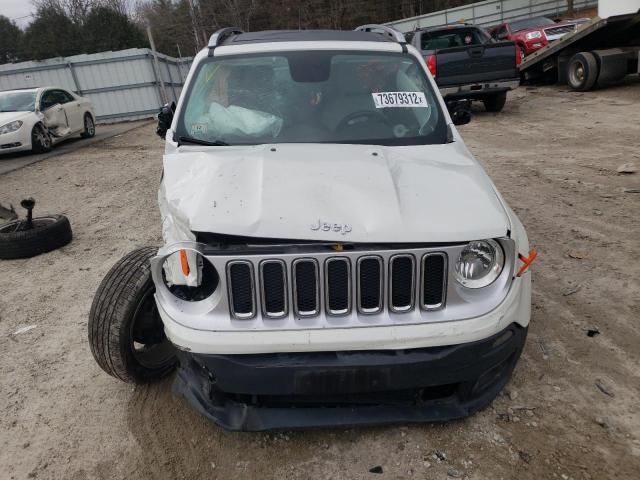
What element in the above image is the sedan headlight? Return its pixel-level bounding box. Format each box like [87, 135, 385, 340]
[0, 120, 23, 135]
[455, 239, 505, 288]
[525, 31, 543, 40]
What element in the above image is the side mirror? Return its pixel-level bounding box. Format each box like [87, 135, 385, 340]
[156, 101, 176, 139]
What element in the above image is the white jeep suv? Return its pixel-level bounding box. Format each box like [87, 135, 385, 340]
[88, 26, 535, 431]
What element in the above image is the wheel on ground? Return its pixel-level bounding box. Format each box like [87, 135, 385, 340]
[31, 124, 52, 153]
[0, 215, 72, 259]
[482, 92, 507, 112]
[567, 52, 599, 91]
[88, 247, 176, 384]
[81, 113, 95, 138]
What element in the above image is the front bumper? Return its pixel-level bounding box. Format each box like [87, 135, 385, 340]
[0, 129, 30, 154]
[173, 322, 528, 430]
[524, 39, 548, 55]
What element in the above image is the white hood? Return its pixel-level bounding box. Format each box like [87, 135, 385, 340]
[0, 111, 32, 126]
[160, 142, 509, 244]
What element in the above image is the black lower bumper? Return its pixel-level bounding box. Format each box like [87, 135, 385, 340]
[173, 323, 527, 431]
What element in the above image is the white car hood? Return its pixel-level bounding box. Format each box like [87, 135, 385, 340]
[161, 142, 509, 243]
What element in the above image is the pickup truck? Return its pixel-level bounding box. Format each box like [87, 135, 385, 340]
[406, 24, 520, 113]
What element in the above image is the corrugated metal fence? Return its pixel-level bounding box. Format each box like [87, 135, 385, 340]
[0, 48, 192, 123]
[385, 0, 598, 32]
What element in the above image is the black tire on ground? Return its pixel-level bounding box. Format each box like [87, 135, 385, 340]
[0, 215, 72, 260]
[31, 124, 52, 153]
[88, 247, 177, 384]
[482, 92, 508, 112]
[567, 52, 599, 91]
[81, 113, 95, 138]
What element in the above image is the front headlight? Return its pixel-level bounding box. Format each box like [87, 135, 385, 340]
[525, 31, 543, 40]
[455, 239, 505, 288]
[0, 120, 23, 135]
[161, 249, 219, 302]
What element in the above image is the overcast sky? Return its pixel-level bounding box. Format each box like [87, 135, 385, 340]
[2, 0, 36, 27]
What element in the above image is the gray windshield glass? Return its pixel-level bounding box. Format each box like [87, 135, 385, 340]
[177, 51, 447, 146]
[0, 91, 37, 112]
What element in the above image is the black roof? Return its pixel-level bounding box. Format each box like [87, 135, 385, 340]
[222, 30, 394, 46]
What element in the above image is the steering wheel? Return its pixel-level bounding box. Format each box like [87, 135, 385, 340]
[335, 110, 391, 132]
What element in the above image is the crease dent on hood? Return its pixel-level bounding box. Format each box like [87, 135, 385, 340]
[160, 143, 510, 244]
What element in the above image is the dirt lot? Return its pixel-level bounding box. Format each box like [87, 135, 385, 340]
[1, 81, 639, 480]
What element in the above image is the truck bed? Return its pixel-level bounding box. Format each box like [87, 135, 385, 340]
[434, 42, 520, 86]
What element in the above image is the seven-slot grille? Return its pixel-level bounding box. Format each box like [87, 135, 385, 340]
[544, 24, 576, 38]
[227, 253, 448, 320]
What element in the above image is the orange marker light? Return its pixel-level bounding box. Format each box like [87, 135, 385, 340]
[179, 249, 190, 276]
[516, 249, 538, 277]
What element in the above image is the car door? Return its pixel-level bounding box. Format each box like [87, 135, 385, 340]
[56, 89, 84, 132]
[40, 89, 71, 138]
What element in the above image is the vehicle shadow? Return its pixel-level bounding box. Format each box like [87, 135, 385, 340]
[120, 375, 446, 479]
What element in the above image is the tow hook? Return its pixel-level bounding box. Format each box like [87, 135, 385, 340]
[20, 197, 36, 230]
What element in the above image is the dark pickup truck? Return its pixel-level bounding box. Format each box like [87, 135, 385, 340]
[406, 24, 520, 113]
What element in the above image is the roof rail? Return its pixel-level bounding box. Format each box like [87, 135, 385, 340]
[354, 24, 406, 44]
[208, 27, 244, 49]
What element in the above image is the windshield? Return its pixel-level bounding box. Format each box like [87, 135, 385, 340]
[177, 51, 447, 146]
[0, 91, 37, 113]
[510, 17, 556, 32]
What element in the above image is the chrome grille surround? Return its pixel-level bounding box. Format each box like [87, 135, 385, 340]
[259, 259, 288, 319]
[226, 260, 256, 320]
[292, 258, 320, 318]
[356, 255, 384, 315]
[324, 257, 352, 316]
[150, 239, 516, 332]
[388, 254, 416, 313]
[420, 252, 448, 310]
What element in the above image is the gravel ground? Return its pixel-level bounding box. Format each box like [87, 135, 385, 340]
[1, 81, 639, 480]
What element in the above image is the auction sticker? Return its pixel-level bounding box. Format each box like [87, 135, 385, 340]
[372, 92, 428, 108]
[190, 123, 208, 135]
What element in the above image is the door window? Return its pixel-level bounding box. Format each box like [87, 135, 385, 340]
[40, 91, 57, 110]
[53, 90, 75, 104]
[495, 26, 509, 40]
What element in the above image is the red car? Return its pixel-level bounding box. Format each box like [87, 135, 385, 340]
[488, 16, 589, 60]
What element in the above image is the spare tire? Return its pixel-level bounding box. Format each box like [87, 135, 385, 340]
[0, 215, 72, 260]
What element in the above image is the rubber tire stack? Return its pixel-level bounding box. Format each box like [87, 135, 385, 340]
[0, 215, 72, 260]
[88, 247, 177, 383]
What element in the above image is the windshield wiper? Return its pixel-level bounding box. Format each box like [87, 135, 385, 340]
[177, 136, 230, 147]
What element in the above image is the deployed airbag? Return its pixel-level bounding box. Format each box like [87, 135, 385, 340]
[192, 102, 282, 139]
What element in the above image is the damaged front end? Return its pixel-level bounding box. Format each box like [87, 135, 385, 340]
[172, 324, 527, 431]
[149, 234, 529, 430]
